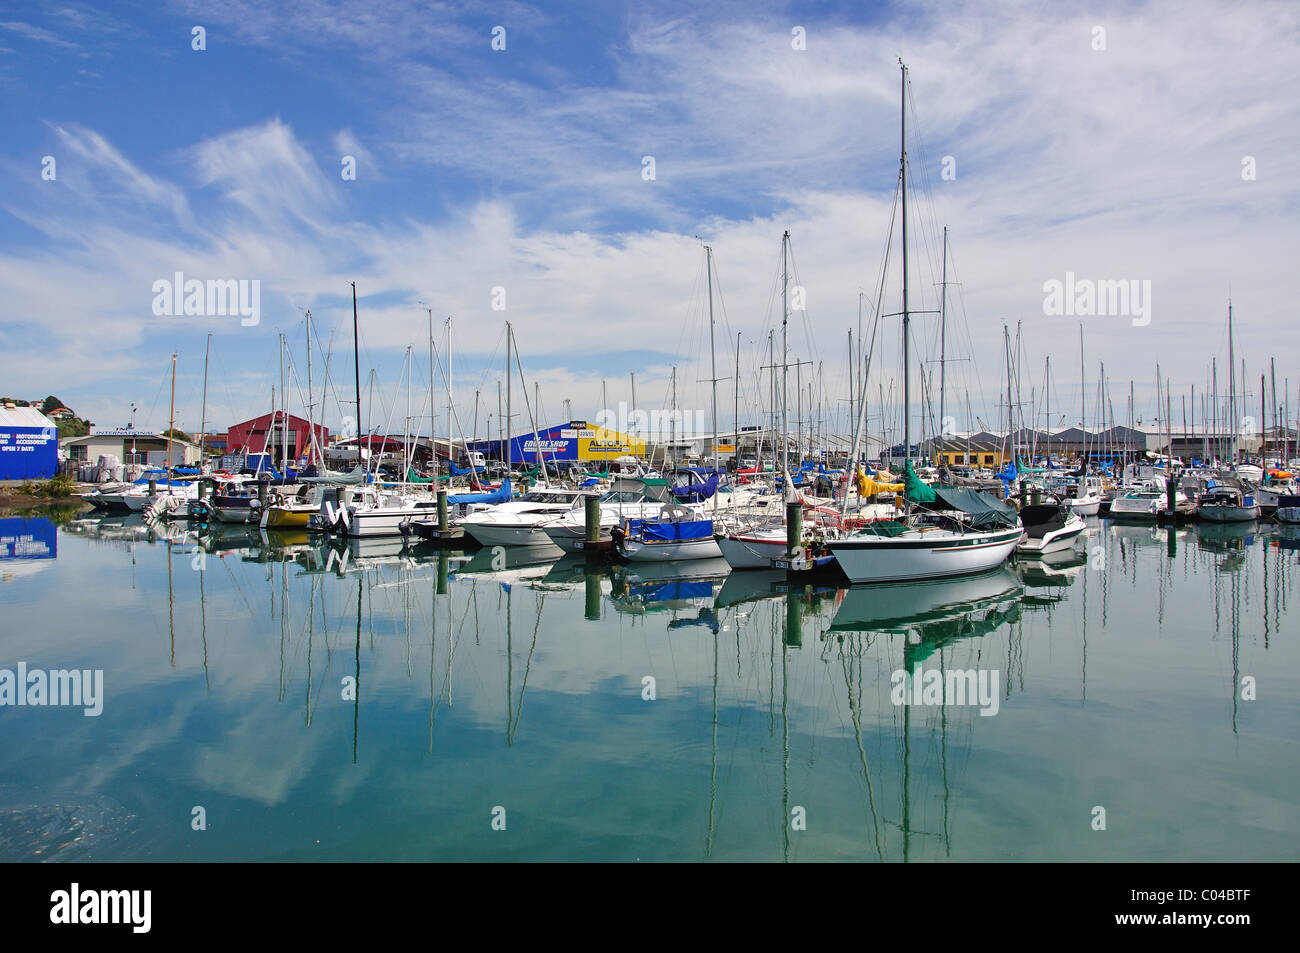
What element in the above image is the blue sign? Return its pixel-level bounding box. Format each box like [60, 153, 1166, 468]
[0, 516, 58, 561]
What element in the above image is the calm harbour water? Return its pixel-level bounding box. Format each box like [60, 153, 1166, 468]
[2, 511, 1298, 862]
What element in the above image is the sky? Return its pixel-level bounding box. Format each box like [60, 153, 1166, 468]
[1, 0, 1298, 444]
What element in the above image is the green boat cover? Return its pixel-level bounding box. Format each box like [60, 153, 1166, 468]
[902, 459, 937, 503]
[902, 461, 1019, 528]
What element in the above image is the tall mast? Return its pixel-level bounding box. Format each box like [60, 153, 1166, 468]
[1227, 299, 1236, 462]
[1003, 325, 1012, 467]
[351, 282, 362, 463]
[670, 365, 677, 466]
[167, 352, 176, 473]
[405, 344, 412, 478]
[434, 306, 439, 465]
[706, 243, 719, 513]
[1212, 357, 1218, 460]
[734, 332, 741, 464]
[1269, 358, 1277, 463]
[198, 332, 211, 468]
[505, 322, 512, 470]
[781, 231, 790, 485]
[279, 333, 288, 472]
[629, 371, 637, 452]
[446, 315, 454, 460]
[938, 224, 948, 455]
[1079, 324, 1086, 466]
[1045, 355, 1051, 463]
[900, 59, 911, 465]
[305, 311, 316, 467]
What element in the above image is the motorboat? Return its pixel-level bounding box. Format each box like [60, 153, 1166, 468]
[459, 487, 589, 547]
[1196, 482, 1260, 522]
[1108, 483, 1168, 520]
[1014, 500, 1086, 556]
[1277, 494, 1300, 524]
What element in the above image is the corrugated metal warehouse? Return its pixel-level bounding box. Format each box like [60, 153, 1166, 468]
[0, 406, 60, 480]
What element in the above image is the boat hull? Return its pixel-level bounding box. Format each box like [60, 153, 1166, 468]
[716, 532, 787, 569]
[1197, 505, 1260, 523]
[1015, 517, 1086, 556]
[261, 506, 314, 528]
[827, 527, 1022, 583]
[616, 536, 723, 562]
[464, 522, 561, 547]
[1066, 497, 1101, 517]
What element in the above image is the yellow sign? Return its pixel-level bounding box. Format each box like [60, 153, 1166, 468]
[713, 444, 736, 453]
[576, 425, 646, 461]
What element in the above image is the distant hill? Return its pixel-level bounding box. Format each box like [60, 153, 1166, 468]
[0, 395, 91, 436]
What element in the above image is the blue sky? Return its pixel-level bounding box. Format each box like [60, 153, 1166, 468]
[2, 0, 1298, 442]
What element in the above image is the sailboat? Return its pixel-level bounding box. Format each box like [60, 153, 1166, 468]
[614, 244, 725, 562]
[826, 63, 1022, 585]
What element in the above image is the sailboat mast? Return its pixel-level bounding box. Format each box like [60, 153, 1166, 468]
[279, 333, 288, 473]
[446, 316, 454, 456]
[1079, 325, 1086, 465]
[706, 244, 719, 513]
[938, 224, 948, 454]
[734, 331, 741, 464]
[670, 365, 677, 466]
[781, 231, 790, 484]
[1228, 299, 1236, 462]
[305, 311, 316, 468]
[351, 282, 362, 462]
[1270, 358, 1277, 464]
[198, 332, 211, 468]
[900, 60, 911, 465]
[505, 322, 512, 471]
[434, 306, 439, 465]
[167, 352, 176, 473]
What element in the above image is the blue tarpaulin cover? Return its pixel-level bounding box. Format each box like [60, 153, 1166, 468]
[448, 479, 511, 505]
[625, 518, 714, 542]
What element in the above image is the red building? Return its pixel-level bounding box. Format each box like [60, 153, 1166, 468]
[225, 412, 329, 464]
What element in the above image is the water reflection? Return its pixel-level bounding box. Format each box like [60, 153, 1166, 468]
[2, 514, 1294, 861]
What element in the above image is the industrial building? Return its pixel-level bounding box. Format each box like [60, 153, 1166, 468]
[60, 426, 204, 467]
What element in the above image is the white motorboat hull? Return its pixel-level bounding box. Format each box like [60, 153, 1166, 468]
[1066, 496, 1101, 517]
[339, 505, 437, 537]
[1108, 499, 1167, 520]
[1015, 516, 1086, 556]
[828, 527, 1022, 583]
[1277, 505, 1300, 524]
[464, 522, 561, 547]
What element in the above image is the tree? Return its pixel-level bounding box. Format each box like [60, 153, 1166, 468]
[40, 395, 65, 414]
[163, 427, 191, 442]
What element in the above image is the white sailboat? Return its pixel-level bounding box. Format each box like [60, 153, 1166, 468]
[826, 62, 1022, 585]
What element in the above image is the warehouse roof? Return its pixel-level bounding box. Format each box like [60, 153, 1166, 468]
[0, 406, 56, 429]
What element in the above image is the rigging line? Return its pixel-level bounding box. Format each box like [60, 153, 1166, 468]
[142, 360, 171, 430]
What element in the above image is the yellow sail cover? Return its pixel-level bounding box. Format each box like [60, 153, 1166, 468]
[856, 470, 905, 497]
